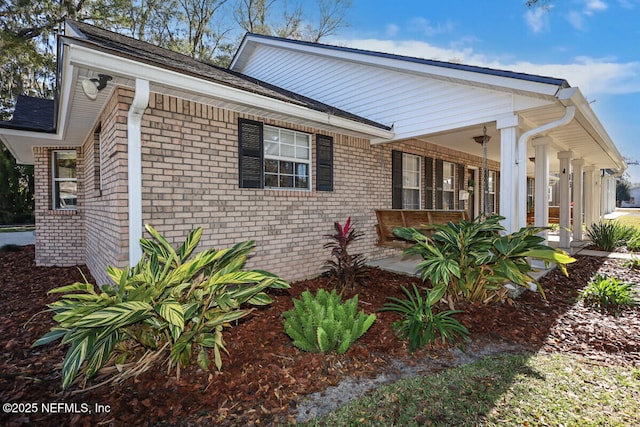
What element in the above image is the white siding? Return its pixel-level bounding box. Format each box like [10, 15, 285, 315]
[240, 45, 515, 139]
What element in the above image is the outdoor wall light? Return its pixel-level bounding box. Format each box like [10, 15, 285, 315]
[81, 74, 112, 100]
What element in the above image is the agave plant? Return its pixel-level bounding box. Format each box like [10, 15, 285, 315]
[34, 225, 289, 389]
[393, 214, 576, 304]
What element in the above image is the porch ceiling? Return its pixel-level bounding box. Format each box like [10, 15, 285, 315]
[411, 102, 624, 176]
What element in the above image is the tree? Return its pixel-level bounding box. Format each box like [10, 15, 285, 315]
[0, 142, 34, 224]
[616, 177, 632, 207]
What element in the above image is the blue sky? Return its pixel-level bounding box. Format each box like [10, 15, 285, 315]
[318, 0, 640, 182]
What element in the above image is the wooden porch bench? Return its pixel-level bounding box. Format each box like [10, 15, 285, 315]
[375, 209, 469, 247]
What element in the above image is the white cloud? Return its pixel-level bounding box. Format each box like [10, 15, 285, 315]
[408, 17, 455, 37]
[524, 8, 548, 33]
[583, 0, 608, 15]
[385, 24, 399, 37]
[329, 37, 640, 97]
[567, 10, 585, 30]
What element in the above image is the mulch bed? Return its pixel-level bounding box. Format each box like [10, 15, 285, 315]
[1, 245, 639, 426]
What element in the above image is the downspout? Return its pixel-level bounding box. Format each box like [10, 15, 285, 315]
[127, 79, 150, 266]
[516, 104, 576, 229]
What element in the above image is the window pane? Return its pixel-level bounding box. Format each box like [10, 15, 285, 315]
[280, 143, 295, 158]
[402, 189, 420, 209]
[55, 152, 77, 179]
[279, 175, 293, 188]
[280, 129, 295, 145]
[281, 161, 293, 174]
[265, 174, 278, 187]
[296, 147, 309, 160]
[295, 163, 308, 178]
[443, 161, 455, 190]
[56, 181, 77, 208]
[443, 192, 455, 210]
[296, 133, 309, 147]
[264, 128, 279, 142]
[265, 141, 279, 156]
[265, 159, 279, 173]
[295, 177, 309, 188]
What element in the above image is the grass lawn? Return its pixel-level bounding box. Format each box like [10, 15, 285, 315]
[301, 353, 640, 426]
[614, 214, 640, 229]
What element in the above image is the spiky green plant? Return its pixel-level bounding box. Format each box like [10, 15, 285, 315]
[34, 225, 289, 389]
[283, 289, 375, 354]
[381, 284, 469, 351]
[586, 221, 635, 252]
[393, 214, 576, 304]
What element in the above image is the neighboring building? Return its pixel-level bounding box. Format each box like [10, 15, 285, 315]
[0, 21, 626, 284]
[621, 185, 640, 208]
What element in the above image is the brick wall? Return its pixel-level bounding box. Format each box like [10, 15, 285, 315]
[33, 146, 85, 267]
[135, 92, 496, 282]
[81, 90, 131, 285]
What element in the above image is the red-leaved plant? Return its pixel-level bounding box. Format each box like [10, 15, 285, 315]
[323, 217, 367, 291]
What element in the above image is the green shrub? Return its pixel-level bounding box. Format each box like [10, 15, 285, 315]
[626, 228, 640, 252]
[283, 289, 375, 354]
[381, 284, 469, 351]
[34, 225, 289, 389]
[579, 274, 638, 312]
[393, 214, 575, 304]
[323, 217, 367, 291]
[586, 221, 635, 252]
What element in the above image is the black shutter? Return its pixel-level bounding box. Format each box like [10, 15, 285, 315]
[435, 159, 443, 209]
[238, 118, 263, 188]
[457, 163, 465, 209]
[316, 134, 333, 191]
[425, 157, 434, 209]
[392, 150, 403, 209]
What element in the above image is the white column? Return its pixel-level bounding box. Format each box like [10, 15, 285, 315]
[571, 158, 584, 242]
[584, 165, 596, 229]
[557, 151, 573, 249]
[532, 138, 550, 241]
[595, 170, 603, 222]
[497, 115, 520, 233]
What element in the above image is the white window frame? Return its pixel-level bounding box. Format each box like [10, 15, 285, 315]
[402, 153, 421, 209]
[442, 161, 456, 210]
[52, 150, 78, 210]
[263, 125, 312, 190]
[488, 170, 497, 213]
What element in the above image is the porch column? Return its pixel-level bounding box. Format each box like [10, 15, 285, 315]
[584, 165, 596, 230]
[557, 151, 573, 249]
[595, 170, 603, 222]
[532, 137, 550, 242]
[571, 158, 584, 242]
[497, 115, 520, 233]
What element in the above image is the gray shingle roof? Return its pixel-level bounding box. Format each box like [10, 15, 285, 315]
[65, 20, 391, 131]
[0, 95, 55, 132]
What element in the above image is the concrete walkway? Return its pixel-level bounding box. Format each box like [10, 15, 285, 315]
[0, 231, 36, 247]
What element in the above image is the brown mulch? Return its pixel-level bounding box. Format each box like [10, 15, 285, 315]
[1, 245, 639, 426]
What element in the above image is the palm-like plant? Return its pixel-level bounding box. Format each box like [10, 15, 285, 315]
[34, 225, 289, 389]
[393, 215, 576, 304]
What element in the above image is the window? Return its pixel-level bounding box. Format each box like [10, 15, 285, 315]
[52, 150, 77, 209]
[442, 161, 456, 210]
[263, 126, 311, 190]
[488, 170, 497, 213]
[402, 153, 421, 209]
[238, 119, 331, 191]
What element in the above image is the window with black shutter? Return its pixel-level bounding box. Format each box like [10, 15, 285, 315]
[238, 118, 263, 188]
[316, 134, 333, 191]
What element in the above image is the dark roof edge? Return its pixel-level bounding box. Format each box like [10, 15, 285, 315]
[0, 122, 56, 133]
[239, 33, 571, 89]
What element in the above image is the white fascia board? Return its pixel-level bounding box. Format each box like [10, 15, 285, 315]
[66, 44, 394, 140]
[234, 36, 561, 97]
